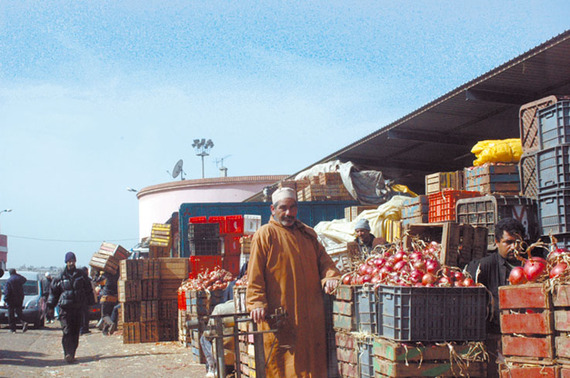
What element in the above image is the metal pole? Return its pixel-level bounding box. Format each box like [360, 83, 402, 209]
[201, 154, 205, 178]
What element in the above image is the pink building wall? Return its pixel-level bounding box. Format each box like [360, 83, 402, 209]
[136, 175, 286, 240]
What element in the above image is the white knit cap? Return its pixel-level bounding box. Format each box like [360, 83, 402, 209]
[272, 187, 297, 204]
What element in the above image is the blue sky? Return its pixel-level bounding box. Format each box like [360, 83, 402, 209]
[1, 1, 569, 268]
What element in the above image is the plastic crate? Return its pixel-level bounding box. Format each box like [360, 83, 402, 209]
[538, 100, 570, 149]
[226, 215, 244, 234]
[243, 214, 262, 235]
[536, 144, 570, 193]
[189, 255, 222, 278]
[188, 216, 207, 224]
[222, 255, 240, 276]
[357, 338, 374, 378]
[428, 189, 481, 223]
[189, 238, 221, 256]
[455, 195, 539, 249]
[520, 95, 569, 153]
[223, 235, 241, 256]
[377, 285, 487, 342]
[355, 286, 378, 334]
[188, 223, 219, 239]
[538, 188, 570, 235]
[519, 151, 538, 199]
[208, 216, 227, 234]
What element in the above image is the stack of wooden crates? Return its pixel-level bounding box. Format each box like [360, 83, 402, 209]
[498, 283, 570, 377]
[119, 257, 187, 344]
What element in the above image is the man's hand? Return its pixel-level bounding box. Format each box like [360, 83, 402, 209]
[250, 307, 267, 324]
[324, 278, 339, 294]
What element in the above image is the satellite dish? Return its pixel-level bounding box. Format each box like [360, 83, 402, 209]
[172, 159, 184, 179]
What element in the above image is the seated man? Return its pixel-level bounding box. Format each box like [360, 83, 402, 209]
[354, 218, 376, 254]
[200, 300, 236, 378]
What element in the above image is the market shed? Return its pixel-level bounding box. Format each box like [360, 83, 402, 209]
[249, 30, 570, 199]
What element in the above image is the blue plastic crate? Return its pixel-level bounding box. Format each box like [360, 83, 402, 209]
[539, 100, 570, 149]
[538, 188, 570, 235]
[355, 286, 378, 334]
[358, 338, 375, 378]
[377, 285, 487, 342]
[537, 144, 570, 193]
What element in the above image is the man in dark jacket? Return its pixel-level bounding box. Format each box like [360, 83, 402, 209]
[47, 252, 95, 363]
[3, 268, 29, 333]
[466, 217, 527, 378]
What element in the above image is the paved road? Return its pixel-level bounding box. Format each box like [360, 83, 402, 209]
[0, 321, 207, 377]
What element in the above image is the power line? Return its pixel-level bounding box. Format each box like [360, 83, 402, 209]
[6, 235, 138, 243]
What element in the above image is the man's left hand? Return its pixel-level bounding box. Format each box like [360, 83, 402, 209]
[324, 279, 339, 294]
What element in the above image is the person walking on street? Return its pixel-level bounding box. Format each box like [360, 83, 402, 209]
[47, 252, 95, 363]
[246, 187, 341, 377]
[3, 268, 29, 333]
[41, 272, 54, 323]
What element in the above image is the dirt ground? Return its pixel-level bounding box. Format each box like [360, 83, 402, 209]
[0, 321, 208, 377]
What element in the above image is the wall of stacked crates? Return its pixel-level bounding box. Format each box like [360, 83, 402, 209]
[330, 284, 488, 377]
[177, 214, 259, 365]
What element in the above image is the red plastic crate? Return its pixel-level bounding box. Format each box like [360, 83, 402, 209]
[208, 216, 227, 234]
[224, 235, 241, 256]
[428, 189, 481, 222]
[189, 255, 222, 278]
[188, 216, 207, 224]
[222, 255, 240, 276]
[226, 215, 244, 234]
[178, 290, 186, 311]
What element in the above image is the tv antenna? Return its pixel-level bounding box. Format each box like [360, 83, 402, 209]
[215, 155, 231, 177]
[171, 159, 185, 180]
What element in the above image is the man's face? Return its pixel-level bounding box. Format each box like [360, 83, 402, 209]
[496, 230, 520, 263]
[66, 260, 76, 271]
[356, 228, 371, 242]
[271, 198, 298, 227]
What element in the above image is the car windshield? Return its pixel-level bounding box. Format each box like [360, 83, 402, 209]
[0, 279, 39, 296]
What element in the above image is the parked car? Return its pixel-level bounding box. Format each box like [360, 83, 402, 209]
[0, 271, 46, 329]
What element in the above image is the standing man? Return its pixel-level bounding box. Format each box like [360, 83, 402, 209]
[3, 268, 29, 333]
[466, 217, 526, 378]
[246, 187, 341, 377]
[47, 252, 95, 363]
[41, 272, 54, 324]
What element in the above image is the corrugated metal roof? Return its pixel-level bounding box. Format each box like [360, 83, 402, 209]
[246, 30, 570, 201]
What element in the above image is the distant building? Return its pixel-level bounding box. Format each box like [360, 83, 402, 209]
[0, 234, 7, 269]
[134, 175, 287, 242]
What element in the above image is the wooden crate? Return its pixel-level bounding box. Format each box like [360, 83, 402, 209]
[120, 259, 142, 281]
[425, 171, 464, 195]
[140, 320, 159, 343]
[501, 335, 555, 360]
[149, 245, 170, 259]
[344, 205, 377, 222]
[159, 299, 179, 320]
[98, 242, 130, 260]
[403, 222, 487, 268]
[318, 171, 343, 185]
[141, 279, 160, 300]
[118, 280, 141, 302]
[159, 279, 182, 300]
[123, 322, 141, 344]
[375, 359, 486, 377]
[159, 257, 189, 280]
[140, 300, 158, 321]
[240, 236, 252, 255]
[159, 318, 178, 341]
[150, 223, 172, 248]
[333, 285, 357, 332]
[89, 252, 119, 275]
[499, 362, 559, 378]
[121, 301, 141, 323]
[142, 259, 160, 280]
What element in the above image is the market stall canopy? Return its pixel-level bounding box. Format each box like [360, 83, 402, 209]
[246, 30, 570, 201]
